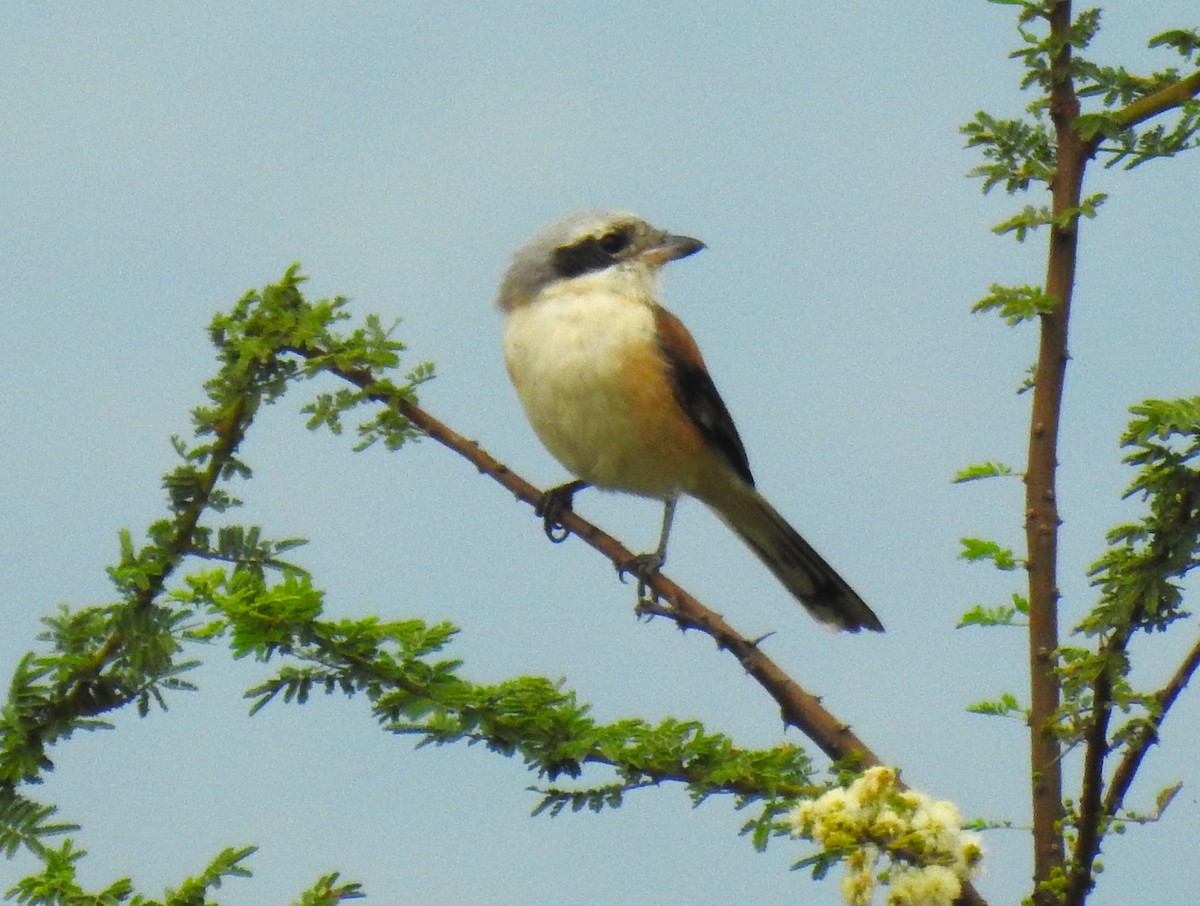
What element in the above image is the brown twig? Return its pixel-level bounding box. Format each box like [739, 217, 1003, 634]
[1066, 635, 1121, 905]
[312, 356, 880, 761]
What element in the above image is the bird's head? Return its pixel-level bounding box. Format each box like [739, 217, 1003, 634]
[497, 210, 705, 312]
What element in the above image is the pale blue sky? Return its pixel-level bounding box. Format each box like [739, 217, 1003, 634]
[3, 4, 1198, 904]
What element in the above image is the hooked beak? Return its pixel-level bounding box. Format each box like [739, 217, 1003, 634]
[639, 232, 706, 267]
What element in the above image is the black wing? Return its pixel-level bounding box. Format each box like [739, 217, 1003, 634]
[654, 307, 755, 488]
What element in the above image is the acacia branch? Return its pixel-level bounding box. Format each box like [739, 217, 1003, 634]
[291, 352, 989, 906]
[1029, 17, 1200, 906]
[1061, 64, 1200, 906]
[1089, 68, 1200, 152]
[44, 394, 258, 728]
[1102, 631, 1200, 818]
[305, 354, 878, 761]
[1027, 3, 1084, 901]
[1067, 627, 1200, 902]
[1066, 635, 1122, 904]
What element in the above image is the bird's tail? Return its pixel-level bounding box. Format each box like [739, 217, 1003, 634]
[699, 480, 883, 633]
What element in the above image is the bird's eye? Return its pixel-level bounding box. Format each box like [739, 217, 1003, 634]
[597, 229, 631, 255]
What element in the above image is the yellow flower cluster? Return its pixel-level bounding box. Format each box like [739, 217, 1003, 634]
[786, 766, 984, 906]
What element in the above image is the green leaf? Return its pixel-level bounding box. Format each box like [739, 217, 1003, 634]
[953, 461, 1019, 483]
[991, 205, 1053, 241]
[959, 537, 1022, 571]
[958, 595, 1029, 628]
[962, 111, 1055, 194]
[1082, 396, 1200, 636]
[1149, 28, 1200, 63]
[0, 790, 78, 859]
[972, 284, 1060, 325]
[967, 692, 1027, 719]
[291, 872, 366, 905]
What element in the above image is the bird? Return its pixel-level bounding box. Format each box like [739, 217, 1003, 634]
[496, 210, 882, 633]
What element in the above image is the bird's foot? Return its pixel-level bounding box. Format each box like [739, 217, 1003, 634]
[535, 479, 589, 542]
[617, 551, 665, 602]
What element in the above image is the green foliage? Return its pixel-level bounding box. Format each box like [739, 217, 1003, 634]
[963, 111, 1055, 193]
[291, 873, 366, 905]
[964, 7, 1200, 902]
[957, 539, 1026, 632]
[1, 268, 434, 895]
[966, 692, 1027, 721]
[0, 790, 75, 859]
[1077, 27, 1200, 169]
[1047, 395, 1200, 778]
[1011, 6, 1102, 92]
[174, 564, 822, 813]
[189, 525, 310, 578]
[1082, 102, 1200, 169]
[2, 267, 837, 900]
[1, 267, 423, 793]
[1083, 397, 1200, 635]
[989, 194, 1107, 242]
[3, 841, 281, 906]
[5, 838, 133, 906]
[1150, 28, 1200, 64]
[1052, 646, 1147, 749]
[959, 537, 1022, 571]
[972, 283, 1063, 324]
[964, 8, 1200, 252]
[958, 594, 1030, 629]
[151, 845, 257, 906]
[953, 461, 1019, 483]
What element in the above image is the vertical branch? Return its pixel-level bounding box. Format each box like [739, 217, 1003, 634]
[1065, 636, 1119, 904]
[1027, 2, 1086, 902]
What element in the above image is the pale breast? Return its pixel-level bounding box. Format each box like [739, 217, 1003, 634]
[503, 287, 702, 497]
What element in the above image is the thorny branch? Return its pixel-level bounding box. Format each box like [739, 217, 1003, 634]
[291, 347, 988, 906]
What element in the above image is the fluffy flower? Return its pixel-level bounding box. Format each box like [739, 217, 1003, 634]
[885, 865, 961, 906]
[841, 866, 876, 906]
[955, 832, 985, 876]
[789, 787, 863, 847]
[786, 768, 984, 906]
[911, 799, 963, 853]
[869, 808, 908, 840]
[852, 766, 898, 806]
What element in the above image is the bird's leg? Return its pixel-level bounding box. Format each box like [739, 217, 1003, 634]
[535, 479, 590, 542]
[618, 497, 677, 597]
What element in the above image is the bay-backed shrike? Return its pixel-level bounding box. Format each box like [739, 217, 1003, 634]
[497, 210, 883, 633]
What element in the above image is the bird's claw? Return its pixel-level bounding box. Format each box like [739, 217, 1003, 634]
[535, 480, 588, 543]
[617, 551, 665, 601]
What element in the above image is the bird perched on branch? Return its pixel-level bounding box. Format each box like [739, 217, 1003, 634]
[497, 210, 882, 633]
